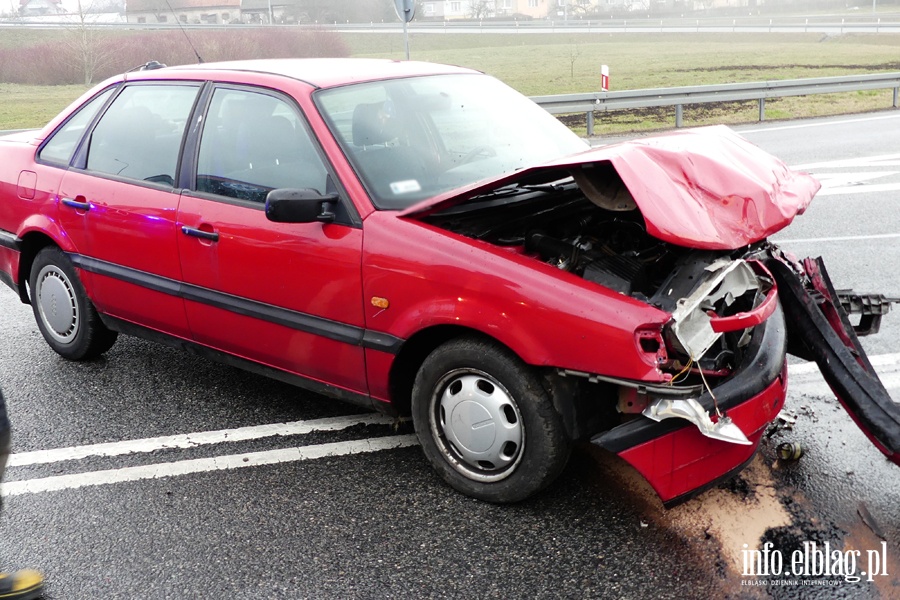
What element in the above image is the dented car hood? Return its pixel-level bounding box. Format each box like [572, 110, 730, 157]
[401, 126, 820, 250]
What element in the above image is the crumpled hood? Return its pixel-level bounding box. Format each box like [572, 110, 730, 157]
[400, 125, 820, 250]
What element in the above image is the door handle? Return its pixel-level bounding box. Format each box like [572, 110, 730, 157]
[61, 197, 91, 211]
[181, 225, 219, 242]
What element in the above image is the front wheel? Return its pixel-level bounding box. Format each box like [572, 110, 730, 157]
[411, 337, 570, 503]
[29, 247, 117, 361]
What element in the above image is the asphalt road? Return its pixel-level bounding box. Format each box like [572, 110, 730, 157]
[1, 111, 900, 599]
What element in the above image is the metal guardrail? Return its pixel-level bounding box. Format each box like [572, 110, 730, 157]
[531, 72, 900, 135]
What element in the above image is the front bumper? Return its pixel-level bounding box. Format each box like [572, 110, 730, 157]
[592, 301, 787, 507]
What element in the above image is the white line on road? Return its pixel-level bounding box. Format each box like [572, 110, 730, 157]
[0, 435, 419, 498]
[787, 352, 900, 376]
[789, 373, 900, 399]
[741, 113, 900, 134]
[6, 354, 900, 498]
[7, 413, 398, 467]
[775, 232, 900, 245]
[814, 182, 900, 197]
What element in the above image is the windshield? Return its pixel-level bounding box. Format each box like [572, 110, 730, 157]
[315, 73, 589, 210]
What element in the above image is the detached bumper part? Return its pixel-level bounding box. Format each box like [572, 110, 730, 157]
[768, 257, 900, 465]
[592, 302, 787, 506]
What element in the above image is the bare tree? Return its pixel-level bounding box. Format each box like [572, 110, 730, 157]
[568, 44, 581, 78]
[568, 0, 592, 17]
[469, 0, 493, 19]
[63, 0, 116, 85]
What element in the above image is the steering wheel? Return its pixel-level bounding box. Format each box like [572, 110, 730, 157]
[459, 145, 497, 165]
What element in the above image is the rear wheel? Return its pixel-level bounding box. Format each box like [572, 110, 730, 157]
[29, 247, 117, 360]
[411, 337, 570, 503]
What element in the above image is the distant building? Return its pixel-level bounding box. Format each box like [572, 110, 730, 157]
[421, 0, 473, 20]
[125, 0, 240, 24]
[19, 0, 63, 16]
[494, 0, 550, 19]
[420, 0, 551, 19]
[240, 0, 312, 24]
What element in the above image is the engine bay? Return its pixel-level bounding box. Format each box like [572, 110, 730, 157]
[423, 177, 773, 375]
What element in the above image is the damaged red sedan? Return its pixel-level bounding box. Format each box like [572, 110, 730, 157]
[1, 59, 897, 506]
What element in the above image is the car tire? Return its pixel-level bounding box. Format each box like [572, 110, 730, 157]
[29, 246, 117, 361]
[411, 336, 570, 503]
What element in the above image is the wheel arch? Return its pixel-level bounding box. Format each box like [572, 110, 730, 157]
[388, 324, 615, 442]
[15, 231, 60, 304]
[387, 324, 523, 417]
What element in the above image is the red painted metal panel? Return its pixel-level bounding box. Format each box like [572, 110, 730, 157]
[361, 211, 672, 382]
[616, 374, 787, 503]
[176, 195, 368, 394]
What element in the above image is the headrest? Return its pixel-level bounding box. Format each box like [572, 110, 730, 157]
[352, 102, 399, 147]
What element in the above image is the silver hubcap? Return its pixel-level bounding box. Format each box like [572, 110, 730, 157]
[430, 369, 524, 482]
[36, 265, 79, 344]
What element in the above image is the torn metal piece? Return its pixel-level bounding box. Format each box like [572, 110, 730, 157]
[642, 397, 751, 445]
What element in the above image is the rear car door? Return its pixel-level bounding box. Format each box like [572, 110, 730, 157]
[176, 85, 368, 394]
[56, 83, 201, 338]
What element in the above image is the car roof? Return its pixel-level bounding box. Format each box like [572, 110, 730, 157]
[160, 58, 480, 89]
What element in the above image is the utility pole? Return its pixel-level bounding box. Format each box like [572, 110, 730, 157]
[394, 0, 415, 60]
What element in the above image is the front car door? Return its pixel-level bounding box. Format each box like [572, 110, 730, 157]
[176, 85, 368, 395]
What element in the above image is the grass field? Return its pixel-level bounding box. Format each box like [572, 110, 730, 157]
[349, 31, 900, 134]
[2, 30, 899, 133]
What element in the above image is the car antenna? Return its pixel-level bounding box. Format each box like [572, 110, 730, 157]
[165, 0, 204, 64]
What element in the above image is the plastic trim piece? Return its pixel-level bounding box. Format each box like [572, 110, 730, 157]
[67, 252, 404, 355]
[0, 229, 20, 251]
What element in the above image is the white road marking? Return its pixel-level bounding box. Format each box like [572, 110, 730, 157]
[788, 352, 900, 376]
[792, 153, 900, 171]
[741, 113, 900, 134]
[783, 154, 900, 197]
[815, 182, 900, 196]
[814, 171, 898, 187]
[7, 413, 398, 467]
[6, 354, 900, 498]
[788, 374, 900, 399]
[0, 435, 419, 498]
[776, 232, 900, 245]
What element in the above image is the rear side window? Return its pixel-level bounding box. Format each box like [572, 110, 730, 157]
[86, 84, 199, 186]
[38, 88, 115, 165]
[195, 87, 328, 203]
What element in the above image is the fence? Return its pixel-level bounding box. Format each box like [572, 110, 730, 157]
[530, 72, 900, 135]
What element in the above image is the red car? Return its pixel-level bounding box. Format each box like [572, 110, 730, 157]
[1, 59, 897, 506]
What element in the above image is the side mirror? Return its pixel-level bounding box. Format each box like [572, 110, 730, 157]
[265, 188, 339, 224]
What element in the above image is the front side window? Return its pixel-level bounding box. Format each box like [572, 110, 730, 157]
[86, 84, 199, 186]
[195, 87, 328, 204]
[316, 73, 588, 210]
[38, 87, 115, 166]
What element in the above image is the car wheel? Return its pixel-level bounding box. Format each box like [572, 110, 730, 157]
[29, 246, 117, 361]
[411, 336, 570, 503]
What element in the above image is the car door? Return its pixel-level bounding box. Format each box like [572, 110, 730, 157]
[176, 85, 368, 394]
[56, 83, 201, 339]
